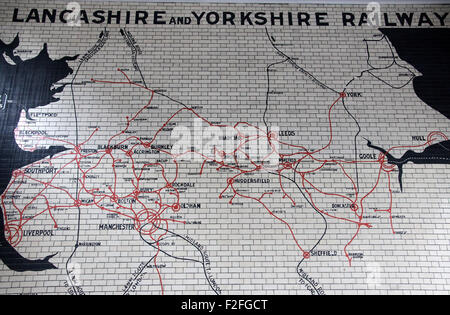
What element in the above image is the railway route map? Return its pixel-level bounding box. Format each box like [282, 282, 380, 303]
[0, 0, 449, 295]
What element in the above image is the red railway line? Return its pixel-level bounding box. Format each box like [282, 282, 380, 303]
[1, 69, 445, 294]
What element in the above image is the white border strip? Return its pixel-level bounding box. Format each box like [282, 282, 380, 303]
[52, 0, 450, 4]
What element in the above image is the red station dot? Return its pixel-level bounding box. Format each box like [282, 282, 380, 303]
[12, 170, 23, 178]
[269, 132, 278, 140]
